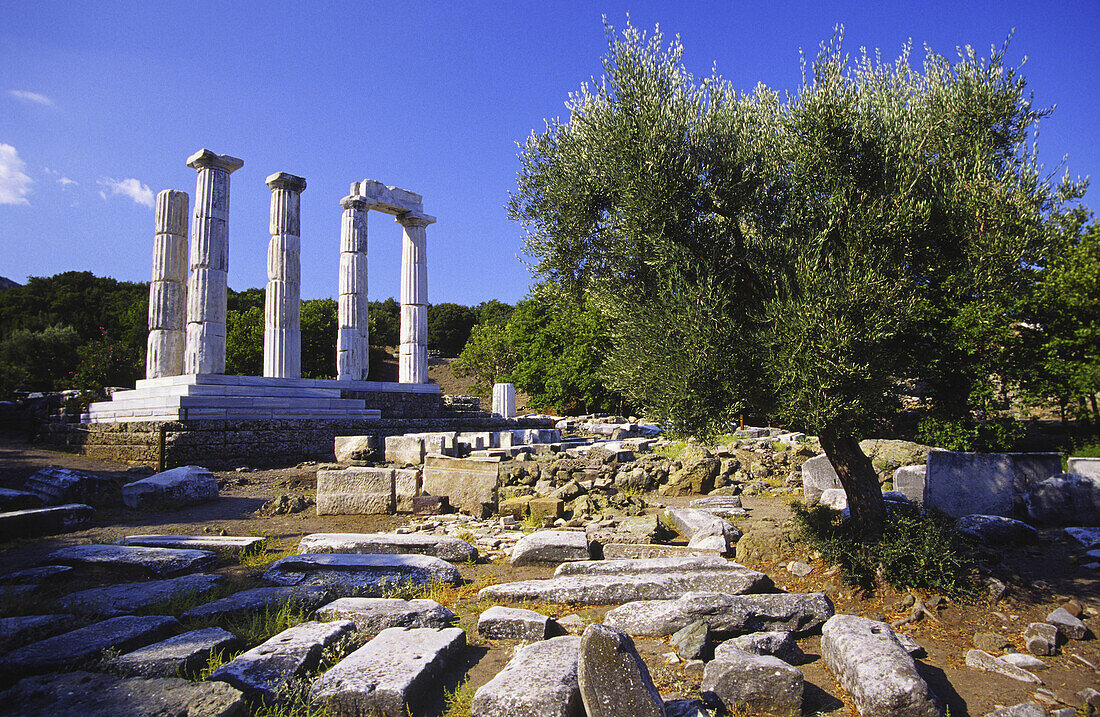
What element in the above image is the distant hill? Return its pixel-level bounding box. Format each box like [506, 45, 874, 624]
[0, 277, 20, 291]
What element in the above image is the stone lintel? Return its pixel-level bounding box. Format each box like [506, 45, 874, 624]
[396, 211, 436, 228]
[358, 178, 424, 215]
[186, 149, 244, 174]
[341, 195, 375, 212]
[266, 172, 307, 193]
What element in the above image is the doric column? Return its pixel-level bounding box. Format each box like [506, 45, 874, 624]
[146, 189, 189, 379]
[337, 194, 372, 381]
[492, 382, 516, 418]
[397, 211, 435, 384]
[263, 172, 306, 378]
[184, 149, 243, 375]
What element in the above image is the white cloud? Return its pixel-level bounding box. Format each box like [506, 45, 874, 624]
[8, 90, 54, 106]
[0, 144, 33, 205]
[98, 177, 154, 208]
[57, 176, 76, 188]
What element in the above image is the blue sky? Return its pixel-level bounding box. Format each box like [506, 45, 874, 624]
[2, 1, 1098, 305]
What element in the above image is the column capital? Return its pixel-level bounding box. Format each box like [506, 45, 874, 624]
[396, 210, 436, 228]
[340, 195, 376, 212]
[186, 149, 244, 173]
[266, 172, 307, 193]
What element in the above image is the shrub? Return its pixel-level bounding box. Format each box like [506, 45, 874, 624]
[916, 416, 1024, 452]
[791, 502, 977, 599]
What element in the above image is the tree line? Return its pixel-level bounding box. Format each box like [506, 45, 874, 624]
[0, 270, 519, 397]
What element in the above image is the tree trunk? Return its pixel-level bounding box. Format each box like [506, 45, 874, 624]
[819, 424, 886, 544]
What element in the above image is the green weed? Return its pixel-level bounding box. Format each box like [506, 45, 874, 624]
[184, 597, 316, 645]
[440, 679, 476, 717]
[791, 502, 978, 599]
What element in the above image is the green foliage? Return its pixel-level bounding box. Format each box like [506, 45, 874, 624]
[452, 320, 517, 394]
[428, 302, 479, 357]
[72, 327, 141, 396]
[0, 324, 80, 395]
[440, 680, 476, 717]
[184, 597, 315, 646]
[368, 297, 400, 347]
[792, 502, 977, 598]
[225, 305, 263, 376]
[916, 416, 1025, 452]
[475, 299, 514, 327]
[301, 298, 337, 379]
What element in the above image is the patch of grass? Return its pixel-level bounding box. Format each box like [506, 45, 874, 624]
[384, 573, 496, 609]
[518, 511, 543, 531]
[191, 646, 243, 681]
[453, 529, 478, 545]
[653, 440, 688, 462]
[440, 679, 476, 717]
[240, 546, 297, 572]
[253, 679, 333, 717]
[185, 597, 317, 645]
[791, 502, 978, 600]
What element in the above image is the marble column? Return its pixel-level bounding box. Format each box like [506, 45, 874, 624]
[337, 194, 372, 381]
[146, 189, 189, 379]
[492, 383, 516, 418]
[263, 172, 307, 378]
[184, 149, 243, 375]
[397, 212, 434, 384]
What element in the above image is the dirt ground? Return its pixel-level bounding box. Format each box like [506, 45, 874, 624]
[1, 432, 1098, 716]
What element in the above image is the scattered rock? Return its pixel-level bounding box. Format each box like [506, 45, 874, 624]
[2, 615, 180, 677]
[46, 544, 216, 578]
[1046, 607, 1087, 640]
[471, 636, 582, 717]
[298, 532, 477, 563]
[701, 647, 804, 716]
[604, 591, 833, 638]
[510, 530, 591, 566]
[478, 605, 554, 641]
[260, 493, 313, 515]
[955, 515, 1038, 545]
[121, 465, 218, 510]
[0, 670, 246, 717]
[310, 626, 466, 716]
[209, 620, 356, 703]
[670, 620, 712, 661]
[820, 615, 941, 716]
[983, 702, 1046, 717]
[263, 553, 460, 595]
[973, 631, 1012, 653]
[1065, 527, 1100, 549]
[1024, 622, 1058, 656]
[999, 653, 1047, 670]
[56, 573, 224, 617]
[110, 627, 240, 678]
[718, 630, 804, 664]
[315, 597, 455, 638]
[965, 649, 1042, 684]
[578, 623, 664, 717]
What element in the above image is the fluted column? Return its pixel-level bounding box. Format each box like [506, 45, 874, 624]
[397, 211, 434, 384]
[146, 189, 189, 379]
[337, 194, 373, 381]
[263, 172, 306, 378]
[184, 149, 243, 375]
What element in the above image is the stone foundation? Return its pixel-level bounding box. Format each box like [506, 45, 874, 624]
[41, 415, 553, 469]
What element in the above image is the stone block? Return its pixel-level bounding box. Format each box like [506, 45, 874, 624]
[385, 434, 426, 465]
[118, 534, 266, 551]
[578, 624, 664, 717]
[310, 626, 466, 717]
[1046, 607, 1087, 640]
[56, 573, 224, 617]
[315, 597, 455, 638]
[210, 620, 355, 703]
[23, 466, 112, 505]
[701, 648, 803, 715]
[297, 532, 477, 563]
[0, 503, 93, 538]
[181, 586, 331, 621]
[801, 455, 841, 506]
[601, 544, 718, 560]
[264, 553, 461, 596]
[422, 455, 500, 518]
[510, 530, 591, 566]
[1025, 473, 1100, 526]
[316, 467, 395, 515]
[478, 605, 553, 641]
[0, 670, 246, 717]
[394, 467, 420, 512]
[334, 435, 380, 463]
[1068, 456, 1100, 478]
[0, 615, 77, 654]
[112, 627, 240, 678]
[479, 569, 770, 606]
[820, 615, 941, 716]
[1007, 452, 1063, 509]
[46, 544, 216, 577]
[530, 497, 565, 520]
[471, 636, 582, 717]
[604, 592, 832, 638]
[412, 495, 449, 514]
[955, 515, 1037, 545]
[2, 615, 180, 677]
[965, 649, 1042, 684]
[0, 488, 42, 511]
[121, 465, 218, 510]
[924, 450, 1015, 518]
[718, 630, 804, 664]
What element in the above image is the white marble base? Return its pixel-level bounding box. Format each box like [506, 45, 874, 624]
[82, 374, 439, 423]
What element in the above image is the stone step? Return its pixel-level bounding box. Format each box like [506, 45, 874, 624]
[111, 627, 240, 678]
[2, 615, 180, 677]
[477, 605, 555, 641]
[46, 544, 216, 577]
[55, 573, 224, 617]
[478, 568, 771, 606]
[209, 620, 356, 704]
[314, 597, 456, 638]
[22, 467, 111, 505]
[554, 556, 740, 577]
[0, 487, 43, 511]
[181, 585, 331, 621]
[310, 626, 467, 716]
[264, 553, 461, 596]
[0, 614, 77, 653]
[471, 635, 581, 717]
[601, 544, 719, 560]
[1, 670, 247, 717]
[0, 504, 93, 539]
[298, 532, 478, 563]
[603, 592, 834, 638]
[118, 534, 267, 551]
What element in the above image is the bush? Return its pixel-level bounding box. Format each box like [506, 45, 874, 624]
[916, 416, 1024, 452]
[791, 502, 977, 599]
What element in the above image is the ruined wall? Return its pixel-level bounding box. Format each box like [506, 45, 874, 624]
[41, 414, 552, 469]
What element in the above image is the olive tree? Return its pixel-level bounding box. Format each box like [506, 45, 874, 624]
[510, 22, 1084, 541]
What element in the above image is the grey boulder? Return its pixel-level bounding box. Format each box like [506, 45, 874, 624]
[510, 530, 591, 566]
[121, 465, 218, 510]
[578, 623, 664, 717]
[604, 591, 833, 638]
[1025, 473, 1100, 526]
[471, 636, 582, 717]
[701, 647, 803, 716]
